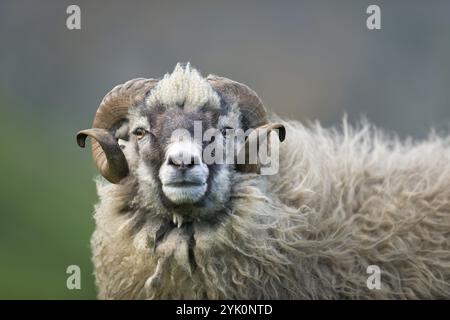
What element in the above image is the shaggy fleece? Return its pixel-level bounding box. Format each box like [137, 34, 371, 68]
[91, 119, 450, 299]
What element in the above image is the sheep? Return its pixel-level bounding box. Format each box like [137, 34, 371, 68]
[77, 63, 450, 299]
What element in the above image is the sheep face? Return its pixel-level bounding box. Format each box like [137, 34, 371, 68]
[127, 104, 235, 222]
[77, 63, 285, 224]
[117, 65, 244, 223]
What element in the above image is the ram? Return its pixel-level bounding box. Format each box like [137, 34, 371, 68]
[77, 63, 450, 299]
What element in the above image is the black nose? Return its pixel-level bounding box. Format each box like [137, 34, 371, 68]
[167, 155, 197, 169]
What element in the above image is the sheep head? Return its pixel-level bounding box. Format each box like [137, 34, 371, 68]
[77, 64, 285, 222]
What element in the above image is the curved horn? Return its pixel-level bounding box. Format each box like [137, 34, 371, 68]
[206, 75, 268, 129]
[207, 75, 287, 174]
[77, 78, 159, 183]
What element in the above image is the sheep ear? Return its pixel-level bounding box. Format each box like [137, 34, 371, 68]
[236, 123, 286, 173]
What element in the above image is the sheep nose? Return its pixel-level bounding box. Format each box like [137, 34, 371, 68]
[167, 153, 200, 170]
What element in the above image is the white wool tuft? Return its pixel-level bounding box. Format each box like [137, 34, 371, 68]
[146, 63, 220, 109]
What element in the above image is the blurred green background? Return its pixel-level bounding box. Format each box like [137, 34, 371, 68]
[0, 0, 449, 299]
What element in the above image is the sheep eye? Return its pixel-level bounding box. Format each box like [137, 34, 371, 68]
[133, 128, 147, 139]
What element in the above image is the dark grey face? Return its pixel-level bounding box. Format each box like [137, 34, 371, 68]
[125, 102, 236, 221]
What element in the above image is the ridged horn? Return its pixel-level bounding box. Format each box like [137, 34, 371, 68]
[76, 78, 159, 183]
[207, 75, 287, 174]
[206, 75, 268, 129]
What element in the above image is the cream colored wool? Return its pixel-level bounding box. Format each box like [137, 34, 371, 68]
[91, 118, 450, 299]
